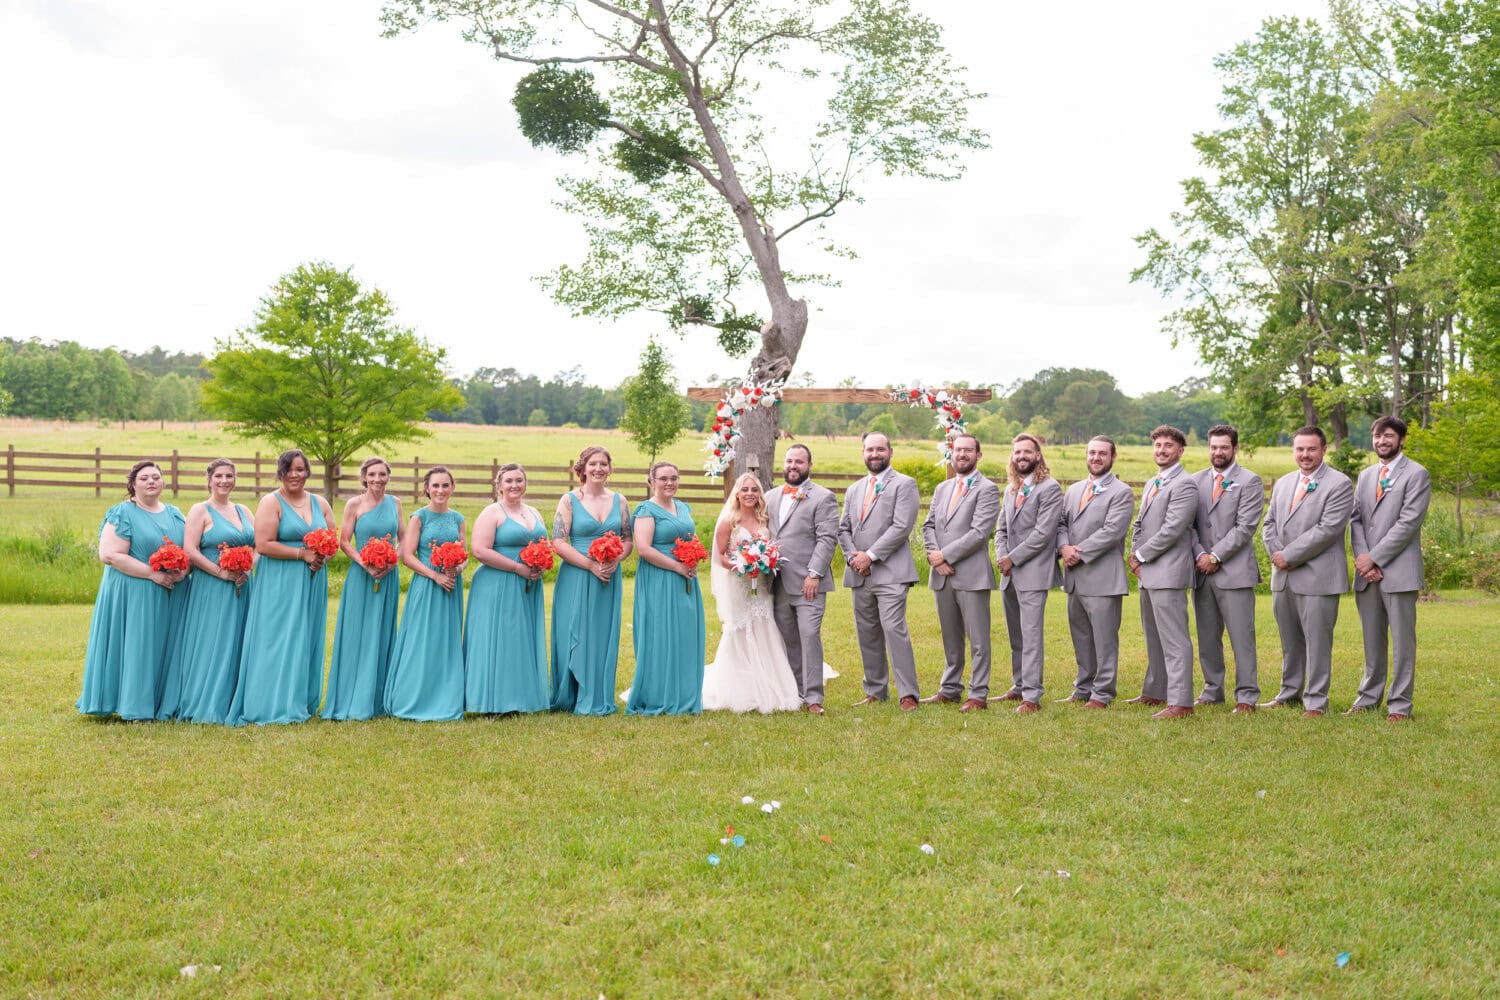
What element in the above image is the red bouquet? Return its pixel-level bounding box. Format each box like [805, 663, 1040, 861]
[429, 540, 469, 576]
[671, 536, 708, 594]
[587, 531, 626, 587]
[359, 534, 399, 593]
[217, 543, 254, 597]
[302, 527, 339, 573]
[519, 538, 557, 592]
[149, 536, 190, 574]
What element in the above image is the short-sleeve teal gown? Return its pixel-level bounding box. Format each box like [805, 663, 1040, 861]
[228, 494, 331, 726]
[78, 501, 190, 720]
[323, 494, 401, 720]
[550, 493, 629, 715]
[160, 503, 256, 723]
[384, 507, 466, 721]
[625, 499, 706, 716]
[464, 509, 549, 713]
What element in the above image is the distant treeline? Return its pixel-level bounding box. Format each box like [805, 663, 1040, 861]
[0, 339, 208, 423]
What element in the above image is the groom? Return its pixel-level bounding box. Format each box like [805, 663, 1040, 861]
[767, 443, 840, 714]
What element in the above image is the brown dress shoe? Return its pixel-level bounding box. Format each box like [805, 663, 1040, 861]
[1015, 701, 1041, 715]
[1083, 700, 1108, 710]
[990, 690, 1024, 702]
[920, 692, 961, 705]
[958, 698, 987, 712]
[1386, 713, 1412, 722]
[1231, 703, 1256, 714]
[1302, 709, 1325, 718]
[899, 695, 919, 712]
[1152, 705, 1193, 719]
[850, 695, 881, 707]
[1125, 695, 1166, 706]
[805, 703, 825, 715]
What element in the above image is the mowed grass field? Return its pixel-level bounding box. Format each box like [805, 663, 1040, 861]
[3, 422, 1498, 996]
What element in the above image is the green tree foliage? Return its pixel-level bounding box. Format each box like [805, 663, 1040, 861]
[1134, 378, 1228, 443]
[202, 262, 463, 495]
[620, 338, 690, 463]
[149, 372, 200, 426]
[1004, 368, 1137, 443]
[1406, 372, 1500, 536]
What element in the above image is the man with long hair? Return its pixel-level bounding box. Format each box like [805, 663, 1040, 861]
[992, 433, 1063, 714]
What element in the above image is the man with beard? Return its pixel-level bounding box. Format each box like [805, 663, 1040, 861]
[767, 443, 840, 714]
[1190, 424, 1265, 712]
[1127, 425, 1200, 719]
[920, 434, 1001, 712]
[1347, 416, 1430, 721]
[992, 433, 1063, 714]
[1056, 435, 1134, 708]
[840, 431, 923, 710]
[1261, 426, 1354, 718]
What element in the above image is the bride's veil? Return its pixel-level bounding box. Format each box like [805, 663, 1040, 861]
[710, 486, 751, 630]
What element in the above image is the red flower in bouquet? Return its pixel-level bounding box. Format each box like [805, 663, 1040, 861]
[359, 534, 399, 593]
[429, 540, 469, 584]
[671, 536, 708, 594]
[519, 538, 557, 592]
[301, 527, 339, 573]
[730, 536, 781, 594]
[149, 536, 190, 574]
[217, 542, 254, 597]
[587, 530, 626, 587]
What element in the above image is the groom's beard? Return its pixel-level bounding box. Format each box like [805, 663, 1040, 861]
[864, 456, 889, 475]
[784, 468, 807, 486]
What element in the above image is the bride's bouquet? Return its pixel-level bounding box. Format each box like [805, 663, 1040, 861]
[730, 536, 780, 594]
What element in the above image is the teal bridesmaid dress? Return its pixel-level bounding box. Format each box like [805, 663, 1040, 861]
[384, 507, 466, 721]
[78, 501, 190, 720]
[550, 493, 630, 716]
[625, 499, 706, 716]
[228, 494, 330, 725]
[464, 509, 549, 713]
[162, 503, 256, 723]
[323, 494, 401, 720]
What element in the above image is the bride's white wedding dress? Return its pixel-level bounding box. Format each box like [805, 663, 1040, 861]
[701, 525, 803, 713]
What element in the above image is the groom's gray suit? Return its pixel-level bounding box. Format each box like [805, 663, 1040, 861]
[921, 472, 1000, 700]
[1262, 461, 1354, 712]
[767, 480, 839, 707]
[1349, 453, 1430, 716]
[839, 467, 921, 700]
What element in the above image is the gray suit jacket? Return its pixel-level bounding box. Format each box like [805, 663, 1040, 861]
[1191, 462, 1264, 590]
[1262, 462, 1354, 595]
[1132, 464, 1198, 590]
[839, 468, 920, 588]
[1057, 473, 1133, 597]
[767, 481, 839, 595]
[1350, 455, 1430, 593]
[994, 477, 1063, 592]
[922, 474, 1000, 592]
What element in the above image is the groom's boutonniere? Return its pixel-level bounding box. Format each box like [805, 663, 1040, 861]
[791, 486, 808, 502]
[1304, 480, 1320, 494]
[1221, 479, 1237, 491]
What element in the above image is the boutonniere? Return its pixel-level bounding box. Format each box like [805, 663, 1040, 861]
[1378, 475, 1393, 492]
[1304, 480, 1320, 494]
[1220, 479, 1238, 491]
[1089, 481, 1107, 495]
[790, 486, 808, 502]
[873, 480, 887, 496]
[1020, 483, 1032, 499]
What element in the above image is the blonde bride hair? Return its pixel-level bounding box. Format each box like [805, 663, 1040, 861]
[718, 473, 768, 531]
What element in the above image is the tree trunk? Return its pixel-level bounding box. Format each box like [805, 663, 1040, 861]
[326, 460, 341, 500]
[737, 299, 810, 489]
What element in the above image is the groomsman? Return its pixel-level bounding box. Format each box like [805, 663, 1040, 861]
[1127, 425, 1200, 719]
[1347, 416, 1430, 721]
[1261, 426, 1354, 717]
[920, 434, 1001, 712]
[1190, 424, 1265, 712]
[992, 433, 1063, 714]
[767, 443, 840, 715]
[840, 432, 923, 710]
[1056, 435, 1134, 708]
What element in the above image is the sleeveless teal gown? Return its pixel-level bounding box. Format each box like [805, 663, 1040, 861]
[464, 509, 549, 713]
[384, 507, 466, 721]
[323, 494, 401, 720]
[228, 494, 330, 725]
[161, 503, 256, 723]
[78, 501, 190, 720]
[550, 493, 628, 715]
[626, 499, 706, 716]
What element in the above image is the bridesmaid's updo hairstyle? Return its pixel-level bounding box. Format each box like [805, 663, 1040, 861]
[647, 461, 679, 492]
[125, 460, 161, 499]
[275, 449, 309, 482]
[205, 458, 235, 481]
[493, 463, 525, 498]
[573, 446, 613, 484]
[421, 465, 454, 498]
[359, 456, 391, 486]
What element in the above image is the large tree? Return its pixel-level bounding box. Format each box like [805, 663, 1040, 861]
[202, 262, 464, 496]
[381, 0, 985, 482]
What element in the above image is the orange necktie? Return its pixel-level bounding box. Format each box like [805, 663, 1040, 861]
[1375, 465, 1389, 501]
[1078, 480, 1095, 514]
[1212, 472, 1224, 503]
[1290, 475, 1310, 514]
[948, 477, 970, 513]
[860, 475, 879, 522]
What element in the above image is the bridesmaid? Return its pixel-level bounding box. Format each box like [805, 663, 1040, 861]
[323, 456, 403, 720]
[464, 464, 550, 714]
[78, 460, 190, 720]
[228, 449, 335, 726]
[383, 466, 467, 721]
[550, 445, 634, 715]
[626, 461, 706, 716]
[161, 459, 256, 723]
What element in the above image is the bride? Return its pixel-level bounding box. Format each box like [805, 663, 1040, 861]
[702, 474, 803, 713]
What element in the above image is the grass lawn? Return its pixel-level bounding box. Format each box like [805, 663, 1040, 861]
[3, 576, 1498, 996]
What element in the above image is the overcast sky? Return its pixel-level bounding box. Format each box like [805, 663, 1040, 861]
[1, 0, 1329, 396]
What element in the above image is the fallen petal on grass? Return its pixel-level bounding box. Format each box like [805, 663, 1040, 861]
[919, 844, 935, 855]
[732, 835, 745, 848]
[819, 834, 832, 844]
[1256, 789, 1267, 799]
[761, 803, 774, 813]
[741, 796, 754, 805]
[1336, 952, 1351, 969]
[706, 854, 720, 866]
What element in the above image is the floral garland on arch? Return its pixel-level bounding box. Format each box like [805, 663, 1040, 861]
[896, 386, 969, 465]
[703, 378, 785, 479]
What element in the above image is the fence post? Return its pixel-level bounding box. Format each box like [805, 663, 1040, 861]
[413, 455, 421, 504]
[254, 451, 261, 493]
[94, 447, 102, 498]
[170, 449, 180, 497]
[5, 445, 12, 497]
[491, 457, 498, 493]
